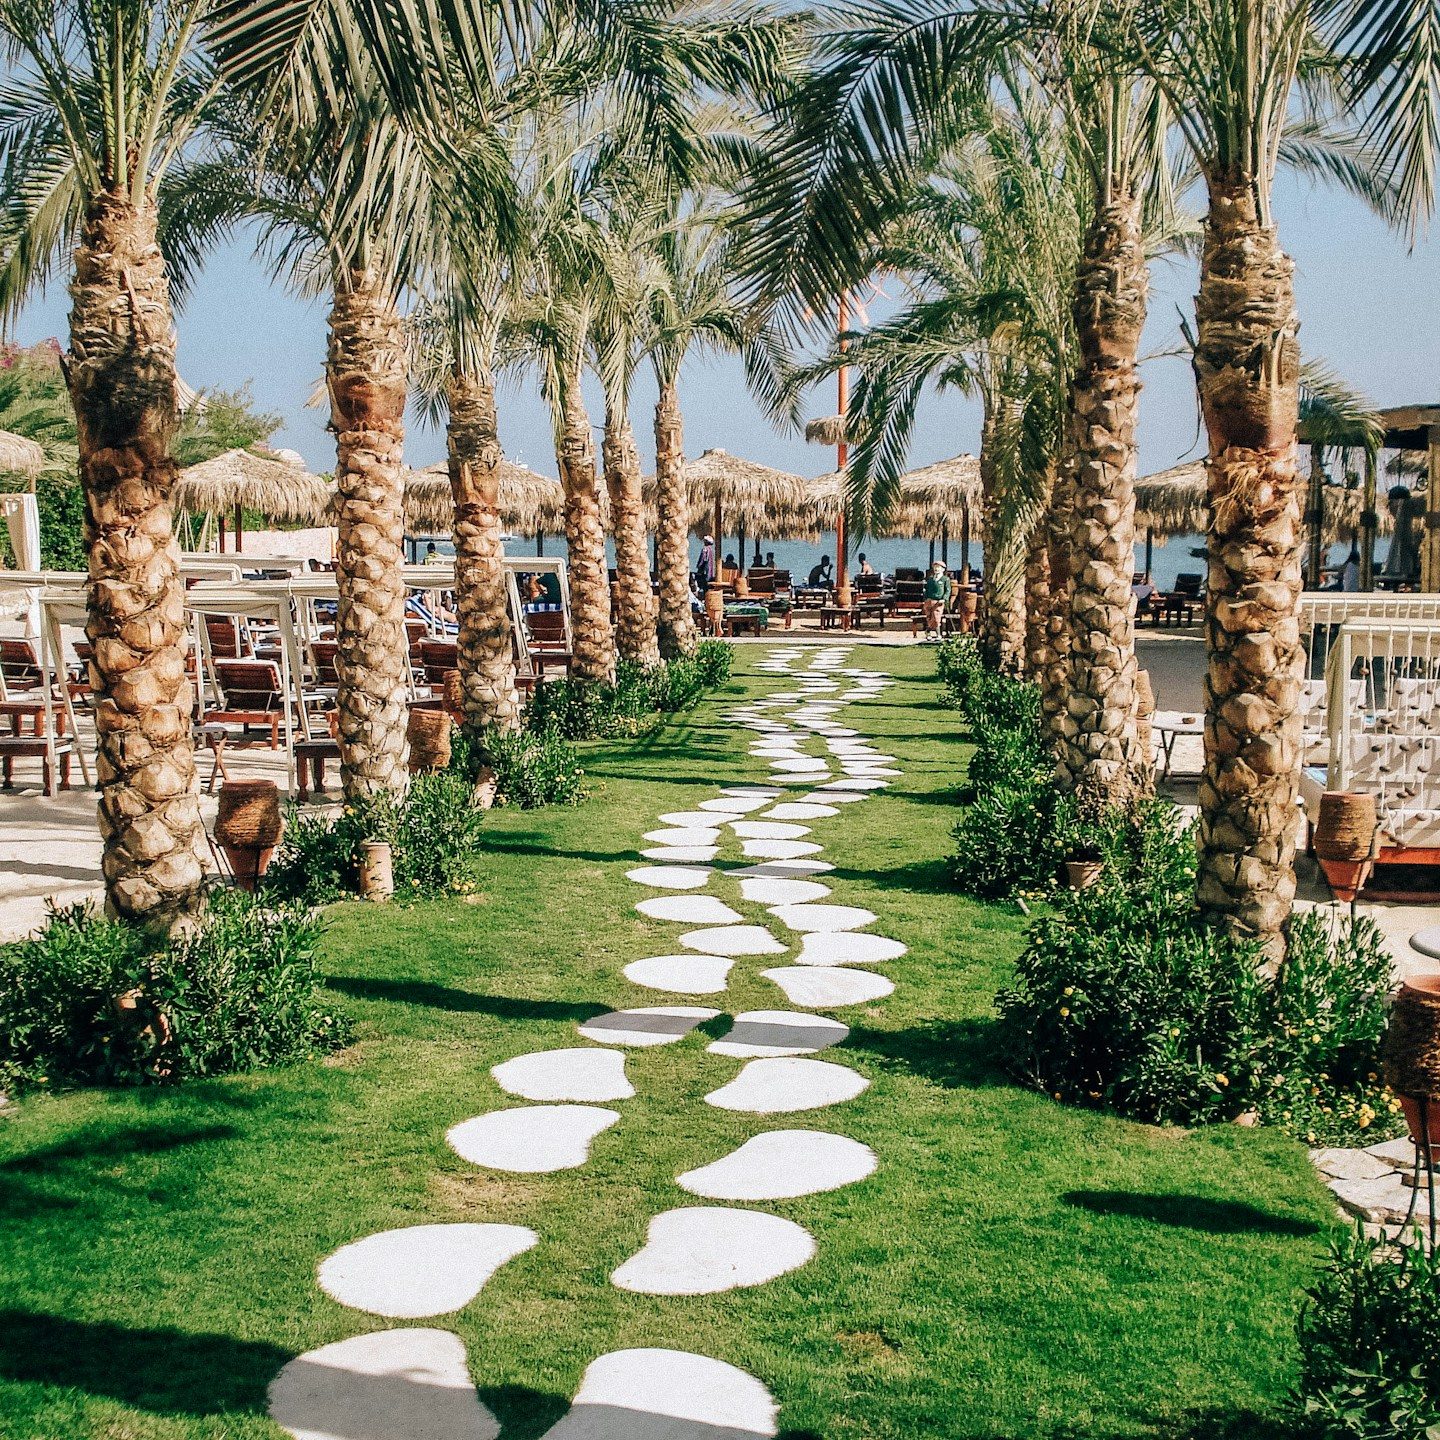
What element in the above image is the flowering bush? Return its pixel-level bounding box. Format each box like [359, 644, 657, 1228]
[481, 728, 588, 809]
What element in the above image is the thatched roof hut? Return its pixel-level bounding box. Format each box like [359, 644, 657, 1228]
[806, 454, 981, 539]
[401, 460, 565, 536]
[804, 414, 848, 447]
[674, 449, 815, 538]
[176, 448, 332, 523]
[0, 429, 46, 480]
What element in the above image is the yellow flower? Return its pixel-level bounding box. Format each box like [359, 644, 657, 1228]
[1215, 1073, 1229, 1087]
[1063, 987, 1074, 997]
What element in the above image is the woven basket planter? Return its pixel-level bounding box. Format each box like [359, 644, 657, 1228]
[407, 707, 452, 774]
[214, 780, 284, 848]
[442, 669, 466, 725]
[1383, 977, 1440, 1153]
[1315, 791, 1378, 862]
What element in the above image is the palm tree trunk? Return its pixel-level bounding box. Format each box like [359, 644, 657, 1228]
[1063, 194, 1150, 803]
[1193, 179, 1304, 957]
[67, 191, 204, 932]
[1024, 465, 1054, 681]
[654, 379, 697, 659]
[557, 368, 616, 686]
[1040, 449, 1075, 757]
[327, 273, 409, 799]
[978, 396, 1026, 674]
[448, 369, 520, 733]
[604, 406, 660, 668]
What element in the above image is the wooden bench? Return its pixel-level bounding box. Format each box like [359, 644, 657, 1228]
[295, 737, 342, 799]
[0, 735, 74, 795]
[820, 606, 861, 631]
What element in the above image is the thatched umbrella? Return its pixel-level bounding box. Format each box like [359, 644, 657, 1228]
[0, 429, 45, 479]
[400, 461, 566, 550]
[674, 449, 814, 566]
[176, 447, 332, 552]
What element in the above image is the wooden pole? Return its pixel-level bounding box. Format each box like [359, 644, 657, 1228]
[1145, 526, 1154, 577]
[1306, 443, 1325, 588]
[835, 293, 851, 608]
[1360, 450, 1377, 591]
[960, 502, 971, 581]
[1425, 426, 1440, 592]
[737, 518, 747, 577]
[941, 520, 949, 567]
[713, 497, 722, 572]
[235, 500, 244, 555]
[536, 531, 544, 557]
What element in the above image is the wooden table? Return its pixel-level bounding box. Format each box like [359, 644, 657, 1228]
[819, 606, 861, 631]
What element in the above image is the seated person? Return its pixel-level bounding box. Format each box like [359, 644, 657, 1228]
[1131, 572, 1158, 618]
[806, 555, 834, 588]
[856, 552, 876, 576]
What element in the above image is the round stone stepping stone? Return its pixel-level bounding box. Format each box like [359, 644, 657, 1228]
[493, 1048, 634, 1102]
[644, 827, 721, 846]
[731, 820, 811, 840]
[636, 895, 742, 925]
[611, 1207, 815, 1295]
[795, 932, 907, 967]
[706, 1057, 869, 1113]
[578, 1006, 720, 1047]
[822, 776, 888, 791]
[624, 954, 734, 994]
[1412, 926, 1440, 960]
[842, 765, 901, 778]
[538, 1349, 778, 1440]
[765, 802, 838, 820]
[661, 811, 738, 828]
[761, 966, 895, 1008]
[701, 795, 769, 813]
[678, 1130, 877, 1201]
[769, 757, 830, 774]
[769, 903, 877, 934]
[269, 1328, 498, 1440]
[641, 845, 720, 863]
[742, 839, 824, 860]
[739, 876, 831, 905]
[707, 1010, 849, 1057]
[722, 785, 782, 799]
[317, 1223, 537, 1318]
[447, 1105, 619, 1173]
[681, 924, 787, 956]
[625, 865, 712, 890]
[736, 858, 835, 876]
[800, 789, 866, 805]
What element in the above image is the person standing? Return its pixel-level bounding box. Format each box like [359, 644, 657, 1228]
[923, 559, 952, 635]
[696, 534, 716, 590]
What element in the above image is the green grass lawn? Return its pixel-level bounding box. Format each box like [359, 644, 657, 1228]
[0, 643, 1339, 1439]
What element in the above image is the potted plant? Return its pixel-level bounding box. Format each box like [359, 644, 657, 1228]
[1058, 787, 1108, 890]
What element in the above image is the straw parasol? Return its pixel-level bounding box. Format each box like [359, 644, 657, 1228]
[0, 429, 45, 480]
[399, 460, 566, 537]
[806, 454, 982, 541]
[176, 448, 332, 526]
[665, 450, 817, 562]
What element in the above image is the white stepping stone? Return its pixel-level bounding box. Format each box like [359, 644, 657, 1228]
[636, 895, 742, 925]
[270, 1328, 498, 1440]
[578, 1006, 720, 1047]
[644, 827, 721, 846]
[738, 876, 831, 905]
[735, 858, 835, 876]
[642, 845, 720, 863]
[447, 1105, 619, 1173]
[535, 1347, 777, 1440]
[761, 966, 895, 1008]
[661, 811, 738, 828]
[317, 1223, 536, 1318]
[681, 925, 787, 956]
[722, 786, 782, 799]
[742, 839, 823, 859]
[678, 1130, 877, 1201]
[624, 953, 734, 994]
[843, 765, 901, 778]
[795, 932, 908, 967]
[731, 820, 811, 840]
[800, 789, 866, 805]
[769, 757, 830, 774]
[765, 802, 838, 820]
[821, 777, 888, 791]
[706, 1057, 869, 1114]
[626, 866, 712, 890]
[700, 795, 769, 813]
[611, 1207, 814, 1295]
[769, 903, 877, 934]
[707, 1010, 849, 1057]
[492, 1048, 634, 1102]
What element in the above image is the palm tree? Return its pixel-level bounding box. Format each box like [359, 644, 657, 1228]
[0, 1, 230, 930]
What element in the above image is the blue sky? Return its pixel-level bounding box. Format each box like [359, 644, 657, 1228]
[9, 170, 1436, 483]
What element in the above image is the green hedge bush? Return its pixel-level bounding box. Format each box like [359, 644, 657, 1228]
[0, 890, 348, 1092]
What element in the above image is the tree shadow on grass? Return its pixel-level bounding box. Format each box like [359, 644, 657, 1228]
[0, 1310, 290, 1418]
[844, 1018, 1010, 1090]
[1063, 1190, 1322, 1238]
[325, 976, 604, 1024]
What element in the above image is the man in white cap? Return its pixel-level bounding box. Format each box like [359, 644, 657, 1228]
[923, 559, 952, 635]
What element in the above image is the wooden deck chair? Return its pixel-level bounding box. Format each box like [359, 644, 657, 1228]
[205, 658, 286, 747]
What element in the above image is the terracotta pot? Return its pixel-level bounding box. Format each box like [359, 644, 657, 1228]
[1384, 976, 1440, 1155]
[958, 590, 978, 626]
[1399, 1095, 1440, 1160]
[1315, 791, 1378, 862]
[214, 779, 284, 849]
[359, 840, 394, 901]
[222, 842, 277, 892]
[1316, 856, 1373, 905]
[1063, 858, 1103, 890]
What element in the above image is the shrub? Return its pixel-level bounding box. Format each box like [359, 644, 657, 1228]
[0, 891, 348, 1092]
[1297, 1230, 1440, 1440]
[996, 808, 1399, 1139]
[525, 649, 730, 740]
[644, 656, 706, 713]
[394, 771, 486, 894]
[949, 777, 1067, 899]
[480, 728, 588, 809]
[694, 638, 733, 687]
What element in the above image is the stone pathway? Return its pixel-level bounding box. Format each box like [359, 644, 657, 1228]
[269, 644, 903, 1438]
